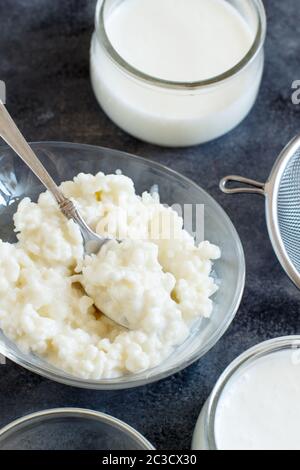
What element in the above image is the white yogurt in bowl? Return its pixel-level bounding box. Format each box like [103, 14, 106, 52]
[105, 0, 253, 83]
[193, 337, 300, 450]
[90, 0, 266, 146]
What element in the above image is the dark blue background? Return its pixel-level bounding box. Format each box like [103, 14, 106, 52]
[0, 0, 299, 449]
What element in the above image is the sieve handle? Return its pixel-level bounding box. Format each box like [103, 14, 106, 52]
[220, 175, 265, 196]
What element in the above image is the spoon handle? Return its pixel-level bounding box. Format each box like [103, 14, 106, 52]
[0, 102, 65, 205]
[0, 102, 108, 258]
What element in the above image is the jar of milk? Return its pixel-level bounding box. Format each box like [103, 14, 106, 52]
[193, 337, 300, 451]
[90, 0, 266, 147]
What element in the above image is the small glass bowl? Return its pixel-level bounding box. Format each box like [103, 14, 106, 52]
[192, 336, 300, 450]
[0, 141, 245, 389]
[0, 408, 154, 450]
[90, 0, 266, 147]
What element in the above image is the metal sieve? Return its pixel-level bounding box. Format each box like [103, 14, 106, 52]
[220, 133, 300, 289]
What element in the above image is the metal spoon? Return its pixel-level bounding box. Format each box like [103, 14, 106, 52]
[0, 103, 134, 329]
[0, 102, 110, 255]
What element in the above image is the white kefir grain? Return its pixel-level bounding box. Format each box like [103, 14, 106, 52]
[0, 173, 220, 379]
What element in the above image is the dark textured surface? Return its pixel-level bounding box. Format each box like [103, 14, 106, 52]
[0, 0, 300, 450]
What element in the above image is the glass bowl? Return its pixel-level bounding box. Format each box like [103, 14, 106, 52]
[0, 408, 154, 450]
[192, 336, 300, 450]
[0, 141, 245, 389]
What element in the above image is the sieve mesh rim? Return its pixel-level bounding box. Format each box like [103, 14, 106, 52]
[265, 133, 300, 289]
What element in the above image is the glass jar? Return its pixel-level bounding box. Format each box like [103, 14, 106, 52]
[90, 0, 266, 147]
[192, 336, 300, 450]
